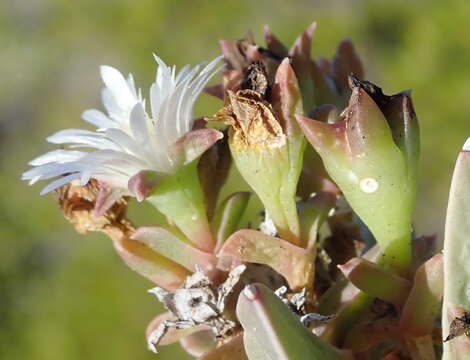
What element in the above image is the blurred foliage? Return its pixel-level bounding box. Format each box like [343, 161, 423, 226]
[1, 0, 470, 359]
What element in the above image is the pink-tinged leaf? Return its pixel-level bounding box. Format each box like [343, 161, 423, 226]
[308, 104, 340, 123]
[316, 245, 382, 344]
[316, 56, 332, 75]
[127, 170, 164, 202]
[112, 236, 189, 290]
[237, 283, 353, 360]
[272, 58, 303, 138]
[338, 258, 412, 309]
[204, 84, 225, 100]
[297, 115, 348, 159]
[412, 235, 438, 270]
[405, 336, 437, 360]
[146, 312, 209, 346]
[131, 226, 215, 273]
[198, 332, 248, 360]
[170, 128, 224, 168]
[244, 44, 265, 63]
[264, 25, 288, 58]
[180, 330, 216, 358]
[332, 39, 364, 91]
[289, 22, 336, 109]
[400, 253, 443, 337]
[222, 70, 243, 93]
[220, 40, 246, 71]
[94, 184, 128, 216]
[343, 316, 400, 353]
[218, 230, 314, 290]
[289, 22, 317, 65]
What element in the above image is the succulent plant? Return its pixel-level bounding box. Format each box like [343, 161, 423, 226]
[22, 20, 470, 360]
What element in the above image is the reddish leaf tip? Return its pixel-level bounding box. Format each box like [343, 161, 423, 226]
[243, 284, 260, 301]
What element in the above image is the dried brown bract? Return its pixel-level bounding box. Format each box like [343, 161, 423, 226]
[241, 61, 270, 98]
[445, 312, 470, 342]
[210, 90, 285, 149]
[54, 179, 134, 240]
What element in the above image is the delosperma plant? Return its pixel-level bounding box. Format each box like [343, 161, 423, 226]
[21, 21, 470, 359]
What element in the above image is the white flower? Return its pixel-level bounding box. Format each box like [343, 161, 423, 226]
[23, 55, 223, 198]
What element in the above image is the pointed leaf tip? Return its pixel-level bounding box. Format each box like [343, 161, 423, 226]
[170, 128, 223, 168]
[463, 137, 470, 151]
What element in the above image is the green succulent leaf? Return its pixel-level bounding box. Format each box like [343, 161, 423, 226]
[218, 230, 314, 291]
[211, 192, 251, 252]
[113, 236, 190, 290]
[338, 257, 412, 308]
[400, 253, 443, 337]
[131, 226, 214, 272]
[297, 78, 419, 275]
[442, 144, 470, 359]
[237, 283, 353, 360]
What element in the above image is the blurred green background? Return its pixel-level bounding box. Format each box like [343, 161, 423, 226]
[1, 0, 470, 359]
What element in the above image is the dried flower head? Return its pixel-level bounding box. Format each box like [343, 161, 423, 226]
[54, 179, 133, 240]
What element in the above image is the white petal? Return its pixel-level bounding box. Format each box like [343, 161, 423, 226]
[29, 150, 86, 166]
[105, 128, 145, 159]
[39, 173, 83, 195]
[82, 109, 117, 129]
[47, 129, 119, 150]
[129, 103, 151, 145]
[100, 65, 136, 110]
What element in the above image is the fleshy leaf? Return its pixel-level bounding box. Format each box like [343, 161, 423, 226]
[218, 230, 314, 291]
[263, 25, 288, 58]
[180, 329, 217, 358]
[400, 253, 443, 337]
[338, 257, 411, 308]
[289, 22, 336, 110]
[169, 128, 224, 168]
[442, 145, 470, 359]
[297, 79, 418, 275]
[131, 226, 214, 272]
[343, 316, 400, 353]
[197, 132, 232, 220]
[94, 183, 128, 217]
[220, 40, 247, 71]
[211, 192, 251, 252]
[145, 312, 209, 347]
[198, 333, 248, 360]
[237, 283, 353, 360]
[128, 170, 164, 202]
[316, 245, 382, 343]
[331, 39, 364, 94]
[297, 192, 336, 248]
[113, 236, 189, 290]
